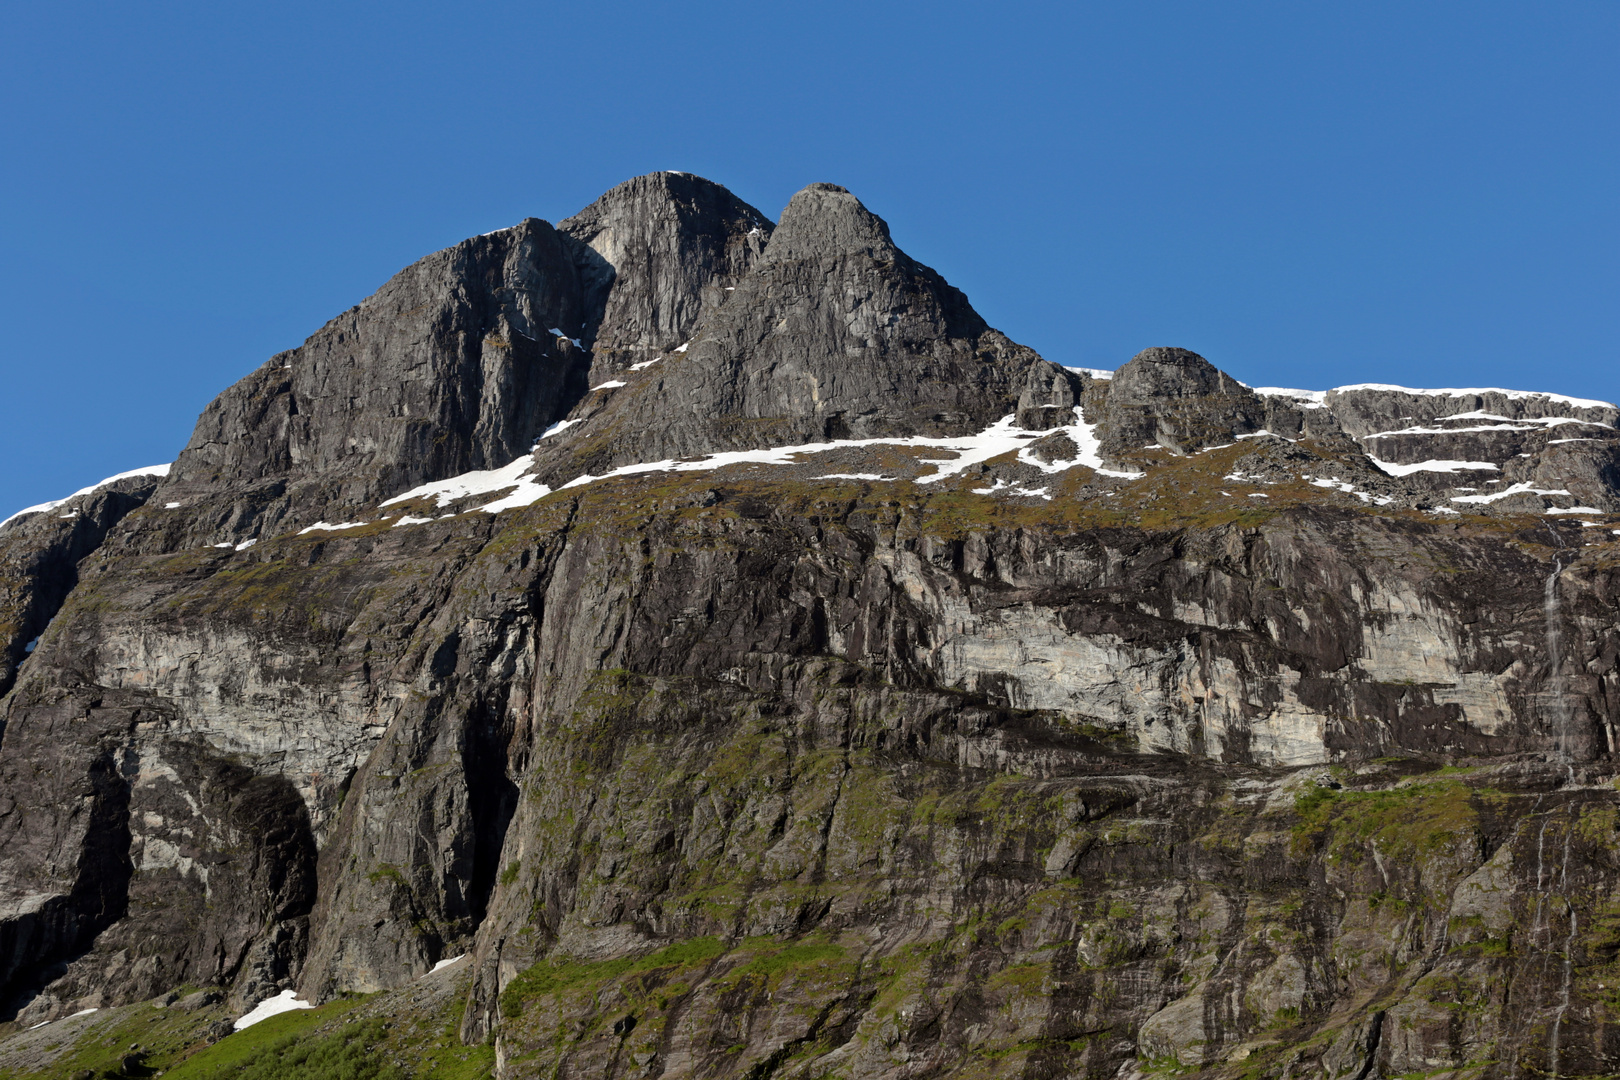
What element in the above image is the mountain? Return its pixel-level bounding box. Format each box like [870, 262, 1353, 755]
[0, 173, 1618, 1080]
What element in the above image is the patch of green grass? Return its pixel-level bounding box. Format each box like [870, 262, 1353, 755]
[499, 936, 726, 1018]
[729, 942, 846, 980]
[167, 1016, 400, 1080]
[161, 998, 367, 1080]
[1290, 779, 1486, 865]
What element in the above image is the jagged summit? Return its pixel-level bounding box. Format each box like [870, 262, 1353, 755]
[2, 172, 1620, 1080]
[558, 171, 772, 381]
[6, 171, 1608, 554]
[528, 180, 1053, 481]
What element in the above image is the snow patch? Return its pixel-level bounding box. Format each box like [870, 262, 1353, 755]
[382, 455, 539, 510]
[426, 954, 466, 976]
[538, 419, 579, 440]
[1369, 457, 1499, 477]
[629, 357, 662, 371]
[591, 381, 627, 391]
[1330, 384, 1615, 411]
[234, 990, 314, 1031]
[297, 521, 369, 534]
[1546, 506, 1607, 516]
[164, 501, 181, 509]
[0, 464, 172, 530]
[1252, 387, 1327, 408]
[1062, 366, 1114, 380]
[971, 479, 1051, 500]
[1452, 482, 1572, 505]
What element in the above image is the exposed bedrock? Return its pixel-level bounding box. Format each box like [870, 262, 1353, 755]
[1096, 347, 1268, 457]
[0, 473, 162, 698]
[531, 183, 1060, 482]
[2, 172, 1620, 1080]
[558, 171, 774, 384]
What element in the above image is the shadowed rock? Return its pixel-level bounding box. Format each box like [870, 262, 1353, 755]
[1099, 346, 1265, 456]
[558, 171, 773, 383]
[533, 182, 1062, 481]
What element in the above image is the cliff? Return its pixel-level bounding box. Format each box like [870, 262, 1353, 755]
[0, 173, 1618, 1080]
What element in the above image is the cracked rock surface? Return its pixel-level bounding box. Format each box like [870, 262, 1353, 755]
[2, 173, 1620, 1080]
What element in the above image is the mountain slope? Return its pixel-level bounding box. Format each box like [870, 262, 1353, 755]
[0, 173, 1619, 1080]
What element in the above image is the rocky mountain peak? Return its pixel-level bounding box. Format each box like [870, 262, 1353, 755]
[757, 182, 901, 265]
[527, 179, 1044, 481]
[559, 171, 772, 381]
[4, 173, 1620, 1080]
[1099, 345, 1265, 455]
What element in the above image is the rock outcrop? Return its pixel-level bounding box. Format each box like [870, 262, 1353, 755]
[1, 173, 1619, 1080]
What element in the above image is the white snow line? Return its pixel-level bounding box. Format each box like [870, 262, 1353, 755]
[674, 342, 690, 353]
[32, 1006, 100, 1028]
[164, 501, 181, 509]
[1235, 430, 1297, 442]
[389, 414, 1150, 519]
[297, 521, 369, 534]
[393, 515, 435, 527]
[1451, 482, 1573, 505]
[0, 463, 172, 530]
[1547, 506, 1607, 515]
[629, 357, 662, 371]
[234, 990, 314, 1031]
[1251, 387, 1327, 407]
[971, 479, 1051, 500]
[1363, 423, 1540, 437]
[1061, 366, 1115, 380]
[1369, 457, 1499, 477]
[234, 539, 257, 551]
[591, 381, 627, 391]
[1329, 384, 1616, 410]
[425, 954, 467, 976]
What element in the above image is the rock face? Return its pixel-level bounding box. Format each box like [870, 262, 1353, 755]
[558, 171, 774, 384]
[533, 183, 1056, 482]
[1098, 346, 1267, 456]
[2, 173, 1620, 1080]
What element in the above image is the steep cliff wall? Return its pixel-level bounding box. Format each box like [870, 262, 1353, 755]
[1, 173, 1618, 1080]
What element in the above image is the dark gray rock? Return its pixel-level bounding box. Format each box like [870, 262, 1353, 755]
[1098, 346, 1266, 456]
[533, 182, 1058, 482]
[558, 172, 773, 384]
[0, 473, 161, 699]
[157, 218, 596, 540]
[3, 171, 1620, 1080]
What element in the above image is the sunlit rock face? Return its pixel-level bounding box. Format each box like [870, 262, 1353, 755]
[2, 173, 1620, 1080]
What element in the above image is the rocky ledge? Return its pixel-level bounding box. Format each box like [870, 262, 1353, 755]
[0, 173, 1618, 1080]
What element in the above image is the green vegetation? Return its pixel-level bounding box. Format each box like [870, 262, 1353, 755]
[167, 1017, 401, 1080]
[499, 936, 727, 1018]
[1290, 778, 1489, 865]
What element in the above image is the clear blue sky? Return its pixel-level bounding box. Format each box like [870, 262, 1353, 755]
[1, 1, 1615, 515]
